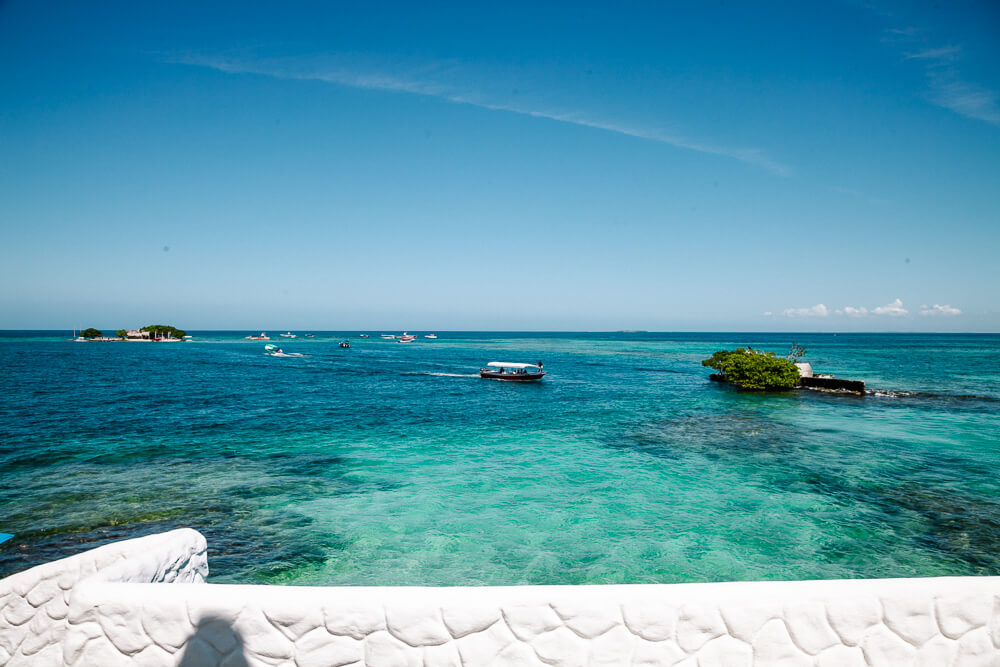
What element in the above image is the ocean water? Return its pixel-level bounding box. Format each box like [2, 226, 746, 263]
[1, 331, 998, 585]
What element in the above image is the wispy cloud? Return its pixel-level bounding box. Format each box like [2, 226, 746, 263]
[904, 45, 961, 61]
[925, 76, 1000, 126]
[782, 304, 830, 318]
[171, 54, 792, 176]
[920, 303, 961, 316]
[895, 39, 1000, 126]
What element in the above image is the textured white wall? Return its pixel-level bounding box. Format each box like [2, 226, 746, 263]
[0, 529, 207, 665]
[3, 529, 1000, 666]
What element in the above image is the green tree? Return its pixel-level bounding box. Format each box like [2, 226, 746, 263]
[80, 328, 102, 339]
[143, 324, 186, 339]
[702, 349, 747, 370]
[703, 348, 801, 391]
[116, 329, 127, 339]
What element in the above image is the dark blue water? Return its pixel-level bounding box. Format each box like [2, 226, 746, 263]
[1, 332, 998, 584]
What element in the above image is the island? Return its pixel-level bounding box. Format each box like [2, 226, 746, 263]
[76, 325, 188, 342]
[703, 345, 865, 394]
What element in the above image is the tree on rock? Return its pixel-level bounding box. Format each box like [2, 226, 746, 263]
[703, 348, 801, 391]
[80, 328, 102, 339]
[116, 330, 127, 339]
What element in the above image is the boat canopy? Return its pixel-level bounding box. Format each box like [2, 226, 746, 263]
[487, 362, 540, 369]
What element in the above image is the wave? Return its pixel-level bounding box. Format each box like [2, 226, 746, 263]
[424, 372, 479, 378]
[868, 389, 998, 403]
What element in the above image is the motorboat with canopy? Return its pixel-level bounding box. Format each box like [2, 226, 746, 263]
[480, 361, 545, 381]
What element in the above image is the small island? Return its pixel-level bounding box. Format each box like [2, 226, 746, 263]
[76, 325, 188, 342]
[703, 344, 865, 394]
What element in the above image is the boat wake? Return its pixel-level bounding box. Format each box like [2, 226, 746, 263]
[266, 352, 308, 358]
[424, 372, 479, 378]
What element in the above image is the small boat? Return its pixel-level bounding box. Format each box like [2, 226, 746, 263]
[246, 332, 270, 341]
[304, 334, 315, 338]
[359, 334, 369, 338]
[399, 332, 417, 341]
[339, 341, 350, 348]
[264, 344, 305, 358]
[480, 362, 545, 381]
[424, 334, 438, 339]
[381, 334, 396, 339]
[397, 338, 415, 343]
[280, 332, 297, 338]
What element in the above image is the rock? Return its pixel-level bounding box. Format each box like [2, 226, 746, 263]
[386, 605, 452, 646]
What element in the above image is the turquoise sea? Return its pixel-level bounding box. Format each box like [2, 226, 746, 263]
[1, 332, 998, 585]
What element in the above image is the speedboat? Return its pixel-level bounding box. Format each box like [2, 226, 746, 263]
[280, 332, 297, 338]
[264, 344, 305, 358]
[339, 341, 350, 348]
[359, 334, 369, 338]
[480, 362, 545, 381]
[246, 333, 270, 341]
[397, 337, 415, 343]
[424, 334, 438, 339]
[304, 334, 315, 338]
[399, 332, 417, 341]
[381, 334, 396, 339]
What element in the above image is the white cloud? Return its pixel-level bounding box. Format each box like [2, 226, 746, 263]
[872, 298, 908, 316]
[775, 299, 959, 320]
[782, 304, 830, 318]
[920, 304, 962, 316]
[170, 54, 792, 175]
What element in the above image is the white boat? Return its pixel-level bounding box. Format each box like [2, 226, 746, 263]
[381, 334, 396, 339]
[279, 332, 297, 338]
[399, 332, 417, 340]
[480, 362, 545, 382]
[246, 332, 270, 341]
[424, 334, 438, 339]
[264, 344, 305, 358]
[397, 338, 415, 343]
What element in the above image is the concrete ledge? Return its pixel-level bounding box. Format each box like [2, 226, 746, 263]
[3, 530, 1000, 665]
[799, 376, 866, 394]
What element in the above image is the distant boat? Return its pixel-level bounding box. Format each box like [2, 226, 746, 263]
[397, 338, 415, 343]
[246, 332, 270, 341]
[399, 332, 417, 341]
[480, 361, 545, 382]
[279, 332, 297, 338]
[339, 341, 350, 348]
[264, 344, 304, 358]
[359, 334, 369, 338]
[381, 334, 395, 339]
[424, 334, 438, 339]
[304, 334, 315, 338]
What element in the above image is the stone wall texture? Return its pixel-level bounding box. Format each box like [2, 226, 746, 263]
[2, 529, 1000, 665]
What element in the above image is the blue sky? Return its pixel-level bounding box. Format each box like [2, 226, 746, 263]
[1, 1, 998, 331]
